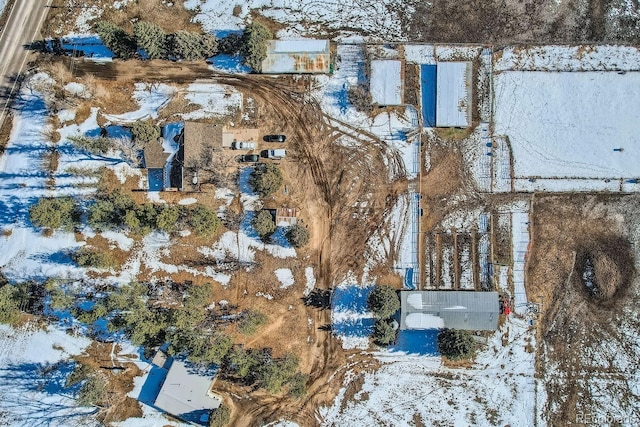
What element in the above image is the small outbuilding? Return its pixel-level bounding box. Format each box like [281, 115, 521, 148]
[261, 39, 331, 74]
[369, 59, 404, 106]
[153, 356, 222, 425]
[435, 62, 472, 128]
[400, 291, 499, 331]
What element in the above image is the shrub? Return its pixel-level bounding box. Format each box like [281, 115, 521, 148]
[156, 205, 181, 233]
[188, 204, 221, 237]
[367, 285, 400, 319]
[209, 404, 230, 427]
[256, 353, 299, 394]
[242, 21, 272, 71]
[88, 190, 136, 231]
[250, 163, 283, 197]
[348, 85, 373, 113]
[237, 310, 267, 335]
[130, 120, 160, 143]
[73, 247, 117, 269]
[0, 285, 20, 325]
[287, 372, 308, 398]
[65, 363, 91, 388]
[252, 210, 275, 238]
[372, 319, 396, 346]
[29, 197, 79, 231]
[94, 21, 136, 59]
[77, 375, 106, 406]
[286, 224, 309, 248]
[134, 21, 168, 59]
[68, 135, 113, 155]
[437, 329, 476, 360]
[225, 347, 263, 380]
[218, 33, 243, 56]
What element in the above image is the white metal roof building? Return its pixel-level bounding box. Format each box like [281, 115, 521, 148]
[261, 39, 331, 73]
[370, 59, 404, 106]
[436, 62, 472, 127]
[154, 358, 221, 424]
[400, 291, 499, 331]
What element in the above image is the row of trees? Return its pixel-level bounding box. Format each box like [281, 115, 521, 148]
[47, 281, 307, 398]
[95, 20, 273, 71]
[95, 21, 218, 61]
[29, 191, 221, 238]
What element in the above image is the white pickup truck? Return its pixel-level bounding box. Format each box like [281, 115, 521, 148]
[263, 149, 286, 159]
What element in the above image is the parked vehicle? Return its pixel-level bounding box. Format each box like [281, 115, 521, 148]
[231, 141, 256, 150]
[263, 134, 286, 143]
[261, 149, 286, 159]
[237, 154, 260, 163]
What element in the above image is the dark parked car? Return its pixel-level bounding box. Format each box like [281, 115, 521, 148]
[237, 154, 260, 163]
[263, 134, 286, 143]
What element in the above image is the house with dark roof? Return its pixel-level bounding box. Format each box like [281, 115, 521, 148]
[172, 122, 259, 191]
[400, 291, 499, 331]
[143, 139, 171, 191]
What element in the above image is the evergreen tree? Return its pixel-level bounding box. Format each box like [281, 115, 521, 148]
[437, 329, 476, 360]
[134, 21, 168, 59]
[250, 163, 283, 197]
[188, 204, 221, 237]
[29, 197, 79, 231]
[252, 210, 276, 238]
[372, 319, 397, 345]
[95, 21, 136, 59]
[367, 285, 400, 319]
[130, 120, 160, 143]
[209, 404, 230, 427]
[242, 21, 272, 71]
[286, 224, 310, 248]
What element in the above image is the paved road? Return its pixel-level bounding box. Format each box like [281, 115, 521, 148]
[0, 0, 52, 127]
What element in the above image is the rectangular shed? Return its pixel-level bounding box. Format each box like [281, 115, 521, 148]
[261, 39, 331, 74]
[436, 62, 472, 127]
[370, 59, 404, 106]
[400, 291, 499, 331]
[154, 358, 222, 424]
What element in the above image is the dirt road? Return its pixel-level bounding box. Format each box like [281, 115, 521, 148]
[0, 0, 52, 127]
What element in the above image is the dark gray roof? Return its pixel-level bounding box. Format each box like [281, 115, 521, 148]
[400, 291, 499, 331]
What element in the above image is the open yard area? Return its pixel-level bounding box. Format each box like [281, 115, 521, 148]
[0, 0, 639, 426]
[494, 71, 640, 190]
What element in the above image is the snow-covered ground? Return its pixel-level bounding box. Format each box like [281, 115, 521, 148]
[320, 317, 540, 426]
[492, 45, 640, 192]
[494, 71, 640, 190]
[184, 0, 412, 40]
[0, 324, 97, 427]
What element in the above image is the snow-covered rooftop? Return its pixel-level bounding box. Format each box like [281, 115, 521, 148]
[262, 39, 331, 74]
[369, 60, 403, 106]
[400, 291, 500, 331]
[154, 359, 221, 423]
[436, 62, 471, 127]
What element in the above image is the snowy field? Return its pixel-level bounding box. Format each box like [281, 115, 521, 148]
[0, 324, 97, 427]
[320, 317, 541, 426]
[494, 71, 640, 191]
[185, 0, 412, 40]
[493, 45, 640, 192]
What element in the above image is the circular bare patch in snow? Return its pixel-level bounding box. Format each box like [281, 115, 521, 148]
[575, 235, 634, 305]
